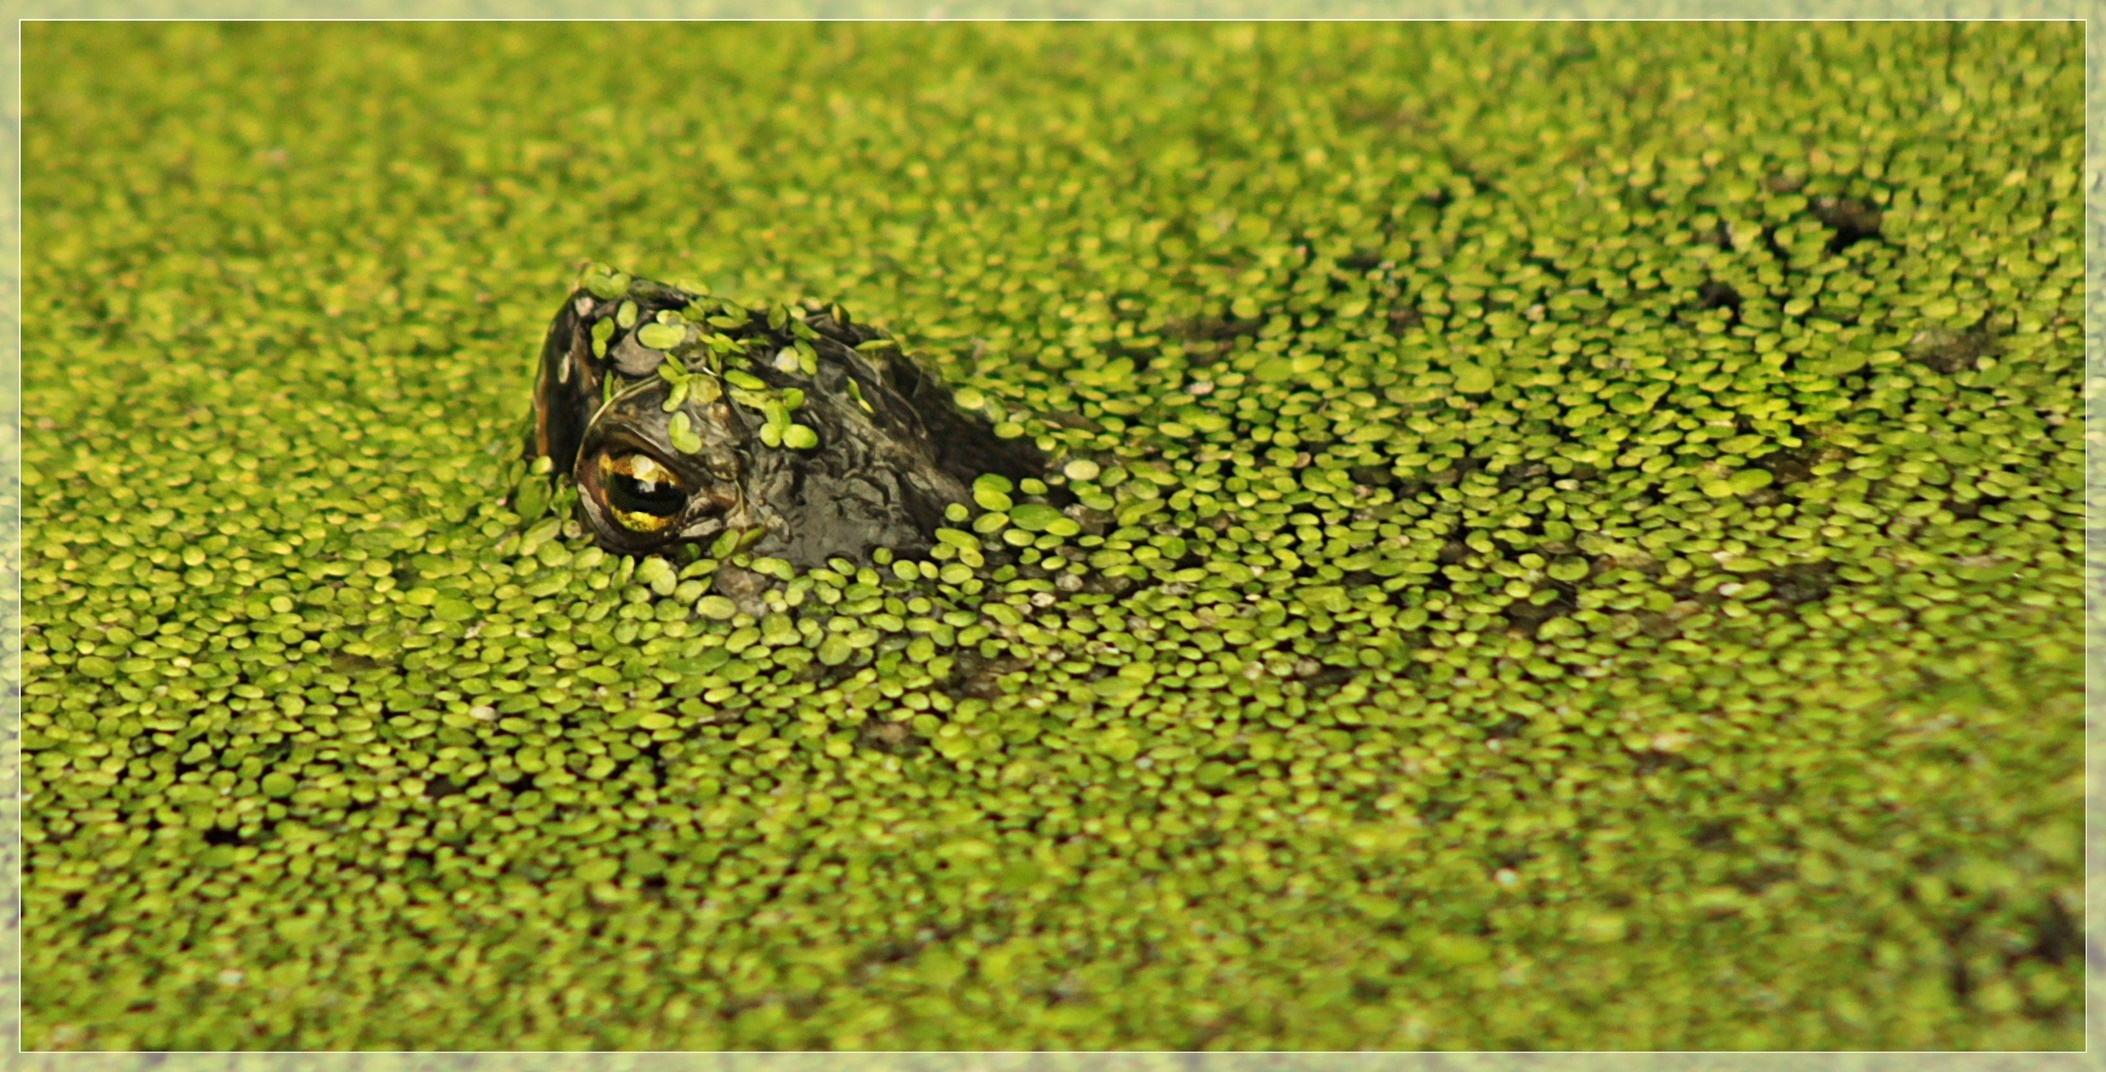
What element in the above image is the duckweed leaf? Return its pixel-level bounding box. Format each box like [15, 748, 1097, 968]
[667, 410, 703, 453]
[1009, 503, 1063, 532]
[636, 321, 687, 350]
[1454, 363, 1496, 394]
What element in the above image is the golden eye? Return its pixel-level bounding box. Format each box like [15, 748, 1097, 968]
[597, 453, 688, 533]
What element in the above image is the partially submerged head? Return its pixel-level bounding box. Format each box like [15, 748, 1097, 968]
[530, 266, 1044, 567]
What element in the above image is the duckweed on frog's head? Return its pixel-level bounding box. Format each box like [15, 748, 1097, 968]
[529, 267, 1046, 568]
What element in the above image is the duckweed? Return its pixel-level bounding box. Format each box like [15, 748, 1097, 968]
[21, 22, 2083, 1051]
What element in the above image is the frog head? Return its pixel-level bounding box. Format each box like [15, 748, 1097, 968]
[532, 277, 757, 557]
[529, 266, 1047, 567]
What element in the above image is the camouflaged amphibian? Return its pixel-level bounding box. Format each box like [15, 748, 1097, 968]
[530, 267, 1044, 568]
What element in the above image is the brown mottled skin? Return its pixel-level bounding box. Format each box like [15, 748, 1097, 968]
[530, 277, 1043, 568]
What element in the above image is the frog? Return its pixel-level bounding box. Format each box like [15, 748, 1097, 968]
[528, 266, 1045, 571]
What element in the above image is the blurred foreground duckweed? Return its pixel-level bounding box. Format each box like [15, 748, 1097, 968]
[23, 23, 2082, 1049]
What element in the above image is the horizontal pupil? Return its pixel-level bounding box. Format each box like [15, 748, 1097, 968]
[607, 472, 686, 517]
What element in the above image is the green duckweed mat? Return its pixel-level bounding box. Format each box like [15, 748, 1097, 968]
[22, 22, 2085, 1050]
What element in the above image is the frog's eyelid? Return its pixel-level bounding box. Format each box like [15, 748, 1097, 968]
[580, 377, 663, 445]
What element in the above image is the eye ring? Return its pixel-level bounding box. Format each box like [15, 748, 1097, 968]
[596, 452, 690, 533]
